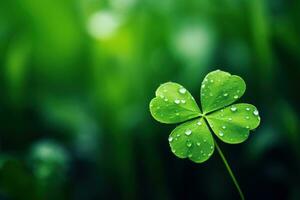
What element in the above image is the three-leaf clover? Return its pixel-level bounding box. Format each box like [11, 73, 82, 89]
[149, 70, 261, 163]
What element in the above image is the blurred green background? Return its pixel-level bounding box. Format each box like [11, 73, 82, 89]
[1, 0, 300, 199]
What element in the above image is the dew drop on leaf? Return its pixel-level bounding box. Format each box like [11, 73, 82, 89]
[230, 106, 237, 112]
[219, 131, 224, 136]
[196, 142, 201, 146]
[246, 107, 250, 111]
[223, 93, 228, 97]
[179, 88, 186, 94]
[168, 137, 173, 142]
[174, 99, 180, 104]
[222, 126, 226, 129]
[197, 121, 202, 126]
[186, 141, 192, 147]
[253, 110, 259, 116]
[234, 95, 239, 99]
[185, 129, 192, 136]
[181, 100, 186, 104]
[245, 116, 250, 120]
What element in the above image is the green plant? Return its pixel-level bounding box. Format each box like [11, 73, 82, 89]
[149, 70, 261, 199]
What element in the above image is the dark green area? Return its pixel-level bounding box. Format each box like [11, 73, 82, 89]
[1, 0, 300, 199]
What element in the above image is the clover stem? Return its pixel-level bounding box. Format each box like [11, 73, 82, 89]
[214, 140, 245, 200]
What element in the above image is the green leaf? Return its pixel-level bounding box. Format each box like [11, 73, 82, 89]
[169, 118, 214, 163]
[200, 70, 246, 113]
[150, 82, 201, 124]
[206, 103, 261, 144]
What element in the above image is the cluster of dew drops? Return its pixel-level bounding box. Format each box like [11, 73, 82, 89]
[169, 120, 214, 159]
[157, 86, 188, 104]
[201, 77, 241, 101]
[152, 86, 193, 117]
[173, 87, 189, 105]
[215, 105, 260, 138]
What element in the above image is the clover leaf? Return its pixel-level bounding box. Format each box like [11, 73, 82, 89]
[149, 70, 261, 163]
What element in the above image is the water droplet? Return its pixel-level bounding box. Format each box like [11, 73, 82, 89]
[204, 139, 207, 142]
[197, 121, 202, 126]
[234, 95, 239, 99]
[186, 141, 192, 147]
[246, 107, 250, 111]
[210, 146, 213, 149]
[210, 79, 214, 83]
[188, 153, 193, 158]
[237, 90, 240, 93]
[175, 113, 180, 116]
[181, 100, 186, 104]
[209, 93, 213, 96]
[253, 110, 259, 116]
[164, 98, 168, 102]
[179, 88, 186, 94]
[222, 126, 226, 129]
[172, 149, 176, 153]
[157, 106, 161, 109]
[174, 99, 180, 104]
[202, 84, 206, 89]
[160, 95, 164, 98]
[176, 134, 180, 137]
[228, 117, 232, 121]
[245, 116, 250, 120]
[221, 109, 224, 112]
[230, 106, 237, 112]
[196, 142, 201, 146]
[246, 126, 250, 129]
[168, 137, 173, 142]
[185, 130, 192, 136]
[223, 93, 228, 97]
[219, 131, 224, 136]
